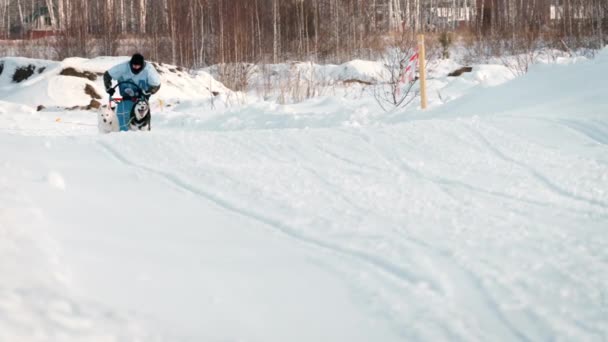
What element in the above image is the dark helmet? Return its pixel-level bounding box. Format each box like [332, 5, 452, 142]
[130, 53, 145, 74]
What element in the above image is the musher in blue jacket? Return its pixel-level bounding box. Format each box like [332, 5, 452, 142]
[103, 53, 161, 131]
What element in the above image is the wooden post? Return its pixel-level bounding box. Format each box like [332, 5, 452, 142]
[418, 34, 427, 110]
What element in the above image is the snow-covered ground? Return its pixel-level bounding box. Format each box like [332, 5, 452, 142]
[1, 50, 607, 341]
[0, 56, 229, 110]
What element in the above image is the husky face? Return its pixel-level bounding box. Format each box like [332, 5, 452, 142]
[129, 99, 151, 131]
[133, 100, 150, 121]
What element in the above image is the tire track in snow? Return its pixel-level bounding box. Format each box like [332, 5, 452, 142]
[277, 138, 377, 213]
[555, 118, 608, 145]
[464, 124, 608, 211]
[96, 141, 442, 293]
[247, 135, 537, 340]
[354, 129, 583, 218]
[364, 127, 608, 341]
[351, 132, 540, 342]
[312, 141, 386, 174]
[298, 163, 372, 213]
[358, 126, 606, 218]
[98, 141, 483, 339]
[291, 132, 544, 341]
[96, 139, 549, 342]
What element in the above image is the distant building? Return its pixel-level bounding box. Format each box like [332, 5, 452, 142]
[24, 6, 57, 39]
[428, 0, 476, 30]
[6, 5, 58, 39]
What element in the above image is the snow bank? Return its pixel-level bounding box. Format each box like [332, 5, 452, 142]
[0, 100, 35, 114]
[417, 47, 608, 121]
[0, 56, 231, 109]
[141, 49, 603, 132]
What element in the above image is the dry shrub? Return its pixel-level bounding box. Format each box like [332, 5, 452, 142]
[372, 32, 421, 112]
[216, 63, 255, 92]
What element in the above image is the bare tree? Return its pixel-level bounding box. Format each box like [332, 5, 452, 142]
[0, 0, 605, 68]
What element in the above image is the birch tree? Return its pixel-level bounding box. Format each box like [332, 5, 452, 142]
[273, 0, 280, 63]
[139, 0, 146, 34]
[0, 0, 8, 37]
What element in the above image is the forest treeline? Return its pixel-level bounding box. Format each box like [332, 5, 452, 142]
[1, 0, 606, 67]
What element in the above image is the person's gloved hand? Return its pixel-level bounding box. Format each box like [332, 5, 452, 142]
[124, 88, 135, 97]
[106, 88, 115, 96]
[142, 90, 151, 101]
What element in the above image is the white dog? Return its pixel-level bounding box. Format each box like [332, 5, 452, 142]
[98, 105, 119, 133]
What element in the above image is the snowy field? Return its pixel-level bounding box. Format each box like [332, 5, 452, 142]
[1, 50, 607, 341]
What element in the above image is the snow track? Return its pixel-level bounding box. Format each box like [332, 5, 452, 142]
[84, 116, 605, 341]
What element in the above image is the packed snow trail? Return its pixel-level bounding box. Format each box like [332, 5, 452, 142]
[2, 112, 607, 341]
[2, 132, 409, 342]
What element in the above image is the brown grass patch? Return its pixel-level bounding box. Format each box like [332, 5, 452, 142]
[85, 84, 102, 99]
[60, 67, 98, 81]
[87, 99, 102, 109]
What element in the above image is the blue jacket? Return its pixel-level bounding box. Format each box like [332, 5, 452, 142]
[107, 61, 161, 97]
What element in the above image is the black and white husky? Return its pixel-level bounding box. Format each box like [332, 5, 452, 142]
[129, 99, 151, 131]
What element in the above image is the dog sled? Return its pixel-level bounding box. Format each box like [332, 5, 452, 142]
[98, 81, 151, 133]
